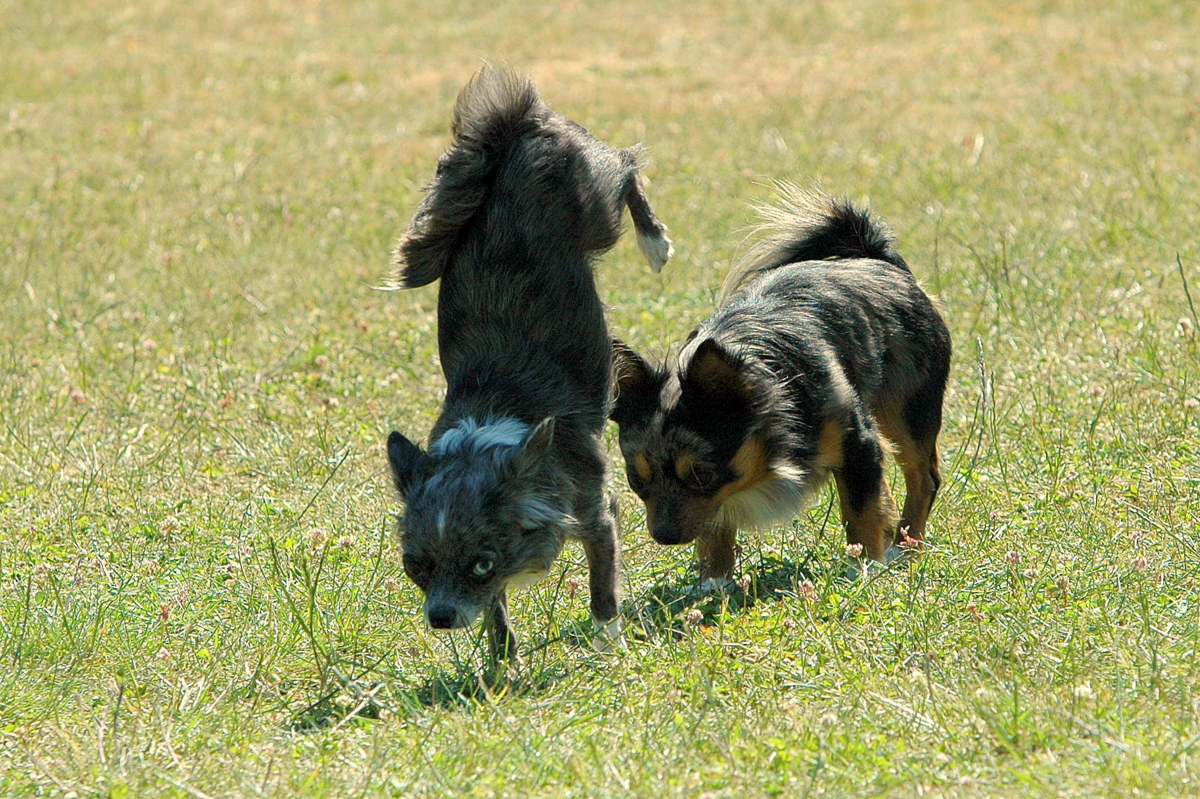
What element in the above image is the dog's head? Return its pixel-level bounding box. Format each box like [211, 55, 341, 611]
[386, 417, 571, 630]
[611, 338, 785, 546]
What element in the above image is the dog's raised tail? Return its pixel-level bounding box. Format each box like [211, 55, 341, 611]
[389, 64, 544, 288]
[720, 186, 908, 302]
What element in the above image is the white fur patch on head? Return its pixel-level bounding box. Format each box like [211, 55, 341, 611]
[431, 416, 529, 457]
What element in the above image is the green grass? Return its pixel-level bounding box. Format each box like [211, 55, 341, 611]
[2, 0, 1198, 795]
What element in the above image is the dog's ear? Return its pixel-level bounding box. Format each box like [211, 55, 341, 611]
[522, 416, 556, 455]
[387, 431, 429, 498]
[505, 417, 557, 483]
[611, 339, 662, 426]
[613, 338, 653, 396]
[682, 338, 757, 404]
[390, 66, 542, 288]
[508, 417, 576, 530]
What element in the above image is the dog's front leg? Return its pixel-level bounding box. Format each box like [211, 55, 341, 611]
[485, 591, 518, 661]
[695, 524, 739, 587]
[582, 497, 624, 649]
[833, 417, 900, 564]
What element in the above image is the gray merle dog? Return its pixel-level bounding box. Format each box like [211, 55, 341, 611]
[386, 65, 673, 659]
[611, 188, 950, 584]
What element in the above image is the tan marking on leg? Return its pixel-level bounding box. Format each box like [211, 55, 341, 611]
[834, 470, 899, 562]
[877, 407, 940, 543]
[695, 524, 738, 582]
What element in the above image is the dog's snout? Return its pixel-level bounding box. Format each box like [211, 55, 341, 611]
[651, 524, 686, 546]
[646, 499, 687, 545]
[426, 603, 460, 629]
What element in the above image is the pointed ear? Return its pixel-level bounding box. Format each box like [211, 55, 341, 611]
[505, 417, 556, 483]
[611, 338, 662, 425]
[522, 416, 556, 456]
[682, 338, 756, 403]
[387, 431, 428, 498]
[509, 417, 575, 530]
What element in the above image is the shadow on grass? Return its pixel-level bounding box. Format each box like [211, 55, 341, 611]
[287, 648, 574, 730]
[625, 553, 828, 641]
[286, 509, 853, 729]
[617, 493, 847, 638]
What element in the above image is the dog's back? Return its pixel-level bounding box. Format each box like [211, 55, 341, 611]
[711, 188, 948, 419]
[393, 66, 664, 412]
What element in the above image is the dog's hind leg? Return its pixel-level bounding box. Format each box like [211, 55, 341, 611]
[878, 382, 946, 546]
[832, 415, 900, 564]
[623, 174, 673, 272]
[878, 412, 941, 546]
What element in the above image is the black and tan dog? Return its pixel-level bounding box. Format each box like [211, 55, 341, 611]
[611, 188, 949, 583]
[385, 65, 672, 659]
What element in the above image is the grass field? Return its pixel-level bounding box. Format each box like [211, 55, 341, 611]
[2, 0, 1199, 795]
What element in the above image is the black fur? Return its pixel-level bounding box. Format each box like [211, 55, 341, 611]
[612, 188, 950, 580]
[386, 65, 671, 658]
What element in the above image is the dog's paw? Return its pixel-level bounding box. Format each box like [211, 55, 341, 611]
[637, 228, 674, 273]
[687, 577, 736, 597]
[844, 544, 910, 580]
[591, 616, 627, 653]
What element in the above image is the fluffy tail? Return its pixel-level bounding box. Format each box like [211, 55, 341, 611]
[720, 185, 908, 302]
[390, 64, 544, 288]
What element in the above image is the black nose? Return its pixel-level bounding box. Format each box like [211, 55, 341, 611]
[651, 525, 685, 546]
[426, 604, 458, 629]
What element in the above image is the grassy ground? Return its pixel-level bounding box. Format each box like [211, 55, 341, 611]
[2, 0, 1198, 795]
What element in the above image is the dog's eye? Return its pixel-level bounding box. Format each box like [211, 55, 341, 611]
[472, 558, 495, 578]
[687, 465, 720, 492]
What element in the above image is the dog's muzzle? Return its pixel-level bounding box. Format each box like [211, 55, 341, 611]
[651, 524, 694, 546]
[425, 602, 469, 629]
